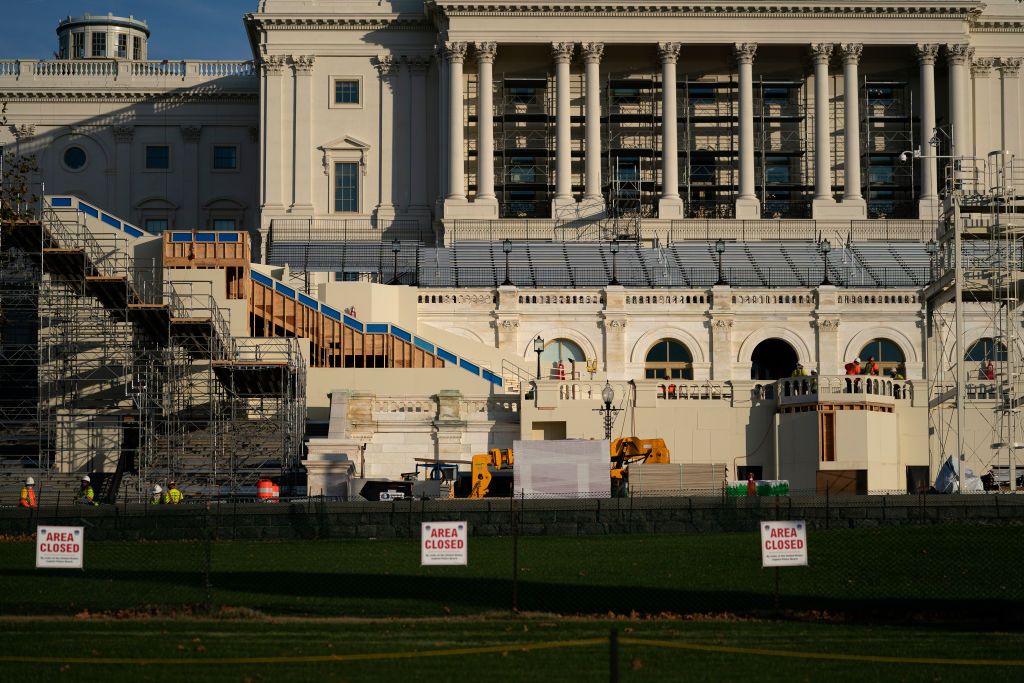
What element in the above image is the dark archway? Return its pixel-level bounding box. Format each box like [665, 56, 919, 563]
[750, 338, 798, 380]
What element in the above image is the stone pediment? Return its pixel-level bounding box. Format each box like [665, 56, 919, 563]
[319, 135, 371, 176]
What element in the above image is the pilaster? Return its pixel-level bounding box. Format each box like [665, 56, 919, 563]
[813, 285, 840, 375]
[406, 56, 432, 225]
[180, 125, 201, 226]
[433, 390, 470, 463]
[291, 55, 315, 213]
[998, 58, 1022, 156]
[601, 285, 627, 379]
[112, 125, 133, 219]
[375, 54, 398, 220]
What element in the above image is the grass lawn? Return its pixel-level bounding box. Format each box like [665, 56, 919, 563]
[1, 617, 1023, 682]
[0, 524, 1021, 619]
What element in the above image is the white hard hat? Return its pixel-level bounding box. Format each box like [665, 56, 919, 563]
[26, 477, 35, 486]
[153, 484, 163, 494]
[854, 357, 861, 363]
[81, 475, 91, 483]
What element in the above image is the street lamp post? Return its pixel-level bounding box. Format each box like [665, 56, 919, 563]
[715, 238, 727, 286]
[609, 239, 620, 286]
[502, 238, 513, 286]
[390, 239, 401, 285]
[533, 335, 544, 380]
[594, 380, 621, 440]
[818, 238, 832, 286]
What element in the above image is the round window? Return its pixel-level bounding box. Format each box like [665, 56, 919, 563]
[63, 146, 87, 171]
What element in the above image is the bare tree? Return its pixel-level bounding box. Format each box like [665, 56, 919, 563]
[0, 102, 41, 222]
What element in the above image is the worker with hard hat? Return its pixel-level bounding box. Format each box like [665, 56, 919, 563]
[75, 475, 97, 506]
[150, 484, 163, 505]
[19, 477, 37, 508]
[164, 481, 183, 504]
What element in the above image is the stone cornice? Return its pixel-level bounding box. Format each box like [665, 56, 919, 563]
[0, 90, 257, 103]
[245, 14, 431, 31]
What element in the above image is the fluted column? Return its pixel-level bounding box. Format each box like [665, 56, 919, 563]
[734, 43, 760, 218]
[552, 42, 576, 214]
[374, 55, 397, 218]
[811, 44, 835, 208]
[444, 42, 468, 204]
[916, 44, 940, 218]
[581, 42, 604, 214]
[839, 44, 864, 213]
[947, 44, 974, 162]
[972, 58, 995, 164]
[292, 55, 315, 213]
[998, 58, 1022, 157]
[474, 43, 499, 215]
[658, 42, 683, 218]
[407, 56, 432, 222]
[261, 55, 287, 217]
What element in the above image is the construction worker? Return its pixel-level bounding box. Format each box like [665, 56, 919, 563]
[150, 484, 163, 505]
[791, 363, 808, 377]
[863, 356, 880, 376]
[164, 481, 183, 504]
[75, 475, 97, 506]
[20, 477, 37, 508]
[844, 357, 862, 375]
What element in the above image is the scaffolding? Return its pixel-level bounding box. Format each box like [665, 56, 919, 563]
[757, 79, 810, 219]
[496, 76, 554, 218]
[683, 76, 738, 218]
[862, 81, 916, 219]
[927, 151, 1024, 492]
[604, 74, 658, 230]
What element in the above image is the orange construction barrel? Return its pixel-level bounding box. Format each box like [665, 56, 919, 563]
[257, 479, 274, 501]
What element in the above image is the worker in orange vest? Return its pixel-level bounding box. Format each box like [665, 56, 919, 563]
[20, 477, 37, 508]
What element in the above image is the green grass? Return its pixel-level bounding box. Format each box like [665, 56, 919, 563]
[1, 617, 1023, 682]
[1, 524, 1021, 620]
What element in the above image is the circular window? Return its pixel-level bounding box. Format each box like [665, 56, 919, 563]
[63, 146, 87, 171]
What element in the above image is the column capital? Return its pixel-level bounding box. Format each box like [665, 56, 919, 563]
[260, 54, 288, 75]
[839, 43, 862, 62]
[733, 42, 757, 64]
[112, 125, 134, 144]
[474, 42, 497, 63]
[374, 54, 398, 77]
[581, 42, 604, 64]
[443, 41, 468, 64]
[998, 57, 1022, 77]
[180, 125, 202, 144]
[971, 57, 995, 77]
[809, 43, 833, 64]
[292, 54, 315, 73]
[551, 42, 575, 64]
[946, 43, 974, 66]
[915, 44, 940, 65]
[405, 55, 432, 73]
[657, 42, 681, 65]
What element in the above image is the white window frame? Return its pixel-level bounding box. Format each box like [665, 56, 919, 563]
[333, 161, 361, 214]
[211, 144, 239, 172]
[329, 76, 363, 109]
[320, 135, 370, 215]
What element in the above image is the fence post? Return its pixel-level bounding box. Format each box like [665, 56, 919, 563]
[511, 492, 519, 613]
[203, 504, 213, 614]
[609, 628, 620, 683]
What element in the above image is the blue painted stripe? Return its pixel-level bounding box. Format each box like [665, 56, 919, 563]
[50, 197, 72, 207]
[79, 202, 98, 218]
[321, 306, 341, 321]
[343, 315, 364, 332]
[251, 271, 273, 287]
[482, 369, 503, 387]
[274, 282, 295, 298]
[297, 294, 318, 310]
[413, 337, 435, 354]
[218, 233, 240, 242]
[196, 232, 215, 243]
[391, 325, 412, 342]
[101, 213, 121, 229]
[171, 233, 193, 243]
[123, 225, 143, 238]
[437, 348, 457, 364]
[366, 323, 389, 334]
[459, 359, 480, 375]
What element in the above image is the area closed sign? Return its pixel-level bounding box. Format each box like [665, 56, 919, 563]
[421, 521, 468, 566]
[760, 521, 808, 567]
[36, 526, 84, 569]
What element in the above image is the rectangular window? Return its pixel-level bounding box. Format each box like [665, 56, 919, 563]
[334, 79, 359, 104]
[334, 162, 359, 212]
[132, 36, 141, 60]
[611, 87, 641, 105]
[145, 145, 170, 170]
[868, 156, 895, 185]
[91, 32, 106, 58]
[72, 33, 85, 58]
[117, 34, 127, 59]
[58, 34, 69, 60]
[145, 219, 169, 233]
[213, 219, 236, 231]
[765, 156, 791, 184]
[212, 145, 238, 170]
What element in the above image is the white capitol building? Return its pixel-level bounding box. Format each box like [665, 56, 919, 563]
[1, 0, 1023, 497]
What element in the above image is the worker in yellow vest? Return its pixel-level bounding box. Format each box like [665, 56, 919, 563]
[75, 476, 97, 506]
[151, 484, 163, 505]
[164, 481, 183, 504]
[20, 477, 37, 508]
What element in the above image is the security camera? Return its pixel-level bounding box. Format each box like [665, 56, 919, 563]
[899, 152, 908, 162]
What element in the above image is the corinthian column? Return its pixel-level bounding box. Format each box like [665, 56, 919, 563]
[839, 44, 866, 217]
[474, 42, 498, 212]
[581, 42, 605, 215]
[443, 42, 468, 210]
[810, 44, 835, 214]
[998, 58, 1022, 157]
[916, 44, 940, 219]
[734, 43, 760, 218]
[658, 42, 683, 218]
[552, 42, 576, 215]
[947, 44, 974, 163]
[292, 55, 315, 213]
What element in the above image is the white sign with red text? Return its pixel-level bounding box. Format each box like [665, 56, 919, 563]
[760, 521, 808, 567]
[421, 521, 468, 566]
[36, 526, 84, 569]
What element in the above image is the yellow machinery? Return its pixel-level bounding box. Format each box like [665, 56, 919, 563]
[458, 438, 671, 498]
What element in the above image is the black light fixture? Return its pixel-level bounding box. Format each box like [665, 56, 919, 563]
[595, 380, 621, 440]
[715, 238, 727, 286]
[533, 335, 545, 380]
[390, 239, 401, 285]
[609, 239, 620, 286]
[502, 238, 513, 286]
[819, 238, 832, 286]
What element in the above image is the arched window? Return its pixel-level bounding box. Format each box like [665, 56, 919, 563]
[750, 339, 798, 380]
[965, 338, 1007, 363]
[858, 338, 906, 374]
[644, 339, 693, 380]
[540, 338, 585, 379]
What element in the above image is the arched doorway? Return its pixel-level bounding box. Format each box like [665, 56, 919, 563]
[540, 338, 585, 379]
[644, 339, 693, 380]
[750, 338, 798, 380]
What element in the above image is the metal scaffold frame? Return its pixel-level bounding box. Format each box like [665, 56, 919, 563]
[862, 80, 917, 219]
[682, 76, 738, 219]
[496, 75, 555, 218]
[756, 78, 809, 219]
[604, 72, 658, 232]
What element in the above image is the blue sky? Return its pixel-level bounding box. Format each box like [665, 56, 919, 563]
[2, 1, 255, 60]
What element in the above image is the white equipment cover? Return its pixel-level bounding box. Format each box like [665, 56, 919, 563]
[934, 455, 984, 493]
[512, 439, 611, 499]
